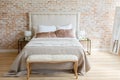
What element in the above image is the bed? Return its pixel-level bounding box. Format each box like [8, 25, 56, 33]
[6, 12, 90, 76]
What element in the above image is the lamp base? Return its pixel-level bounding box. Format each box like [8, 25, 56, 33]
[25, 36, 31, 41]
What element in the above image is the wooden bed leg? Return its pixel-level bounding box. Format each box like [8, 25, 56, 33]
[29, 63, 31, 74]
[27, 62, 30, 80]
[74, 61, 78, 79]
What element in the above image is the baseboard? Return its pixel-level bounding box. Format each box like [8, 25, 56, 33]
[0, 49, 18, 53]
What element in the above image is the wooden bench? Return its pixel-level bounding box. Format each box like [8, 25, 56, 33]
[26, 55, 78, 80]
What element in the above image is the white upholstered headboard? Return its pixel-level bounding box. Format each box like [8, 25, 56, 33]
[29, 12, 80, 38]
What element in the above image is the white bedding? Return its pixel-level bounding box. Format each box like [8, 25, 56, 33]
[27, 38, 82, 46]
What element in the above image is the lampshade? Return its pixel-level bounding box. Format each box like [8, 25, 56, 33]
[79, 30, 86, 36]
[78, 30, 87, 39]
[24, 31, 32, 37]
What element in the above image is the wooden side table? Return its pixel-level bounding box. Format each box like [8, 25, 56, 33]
[18, 37, 30, 53]
[79, 38, 91, 55]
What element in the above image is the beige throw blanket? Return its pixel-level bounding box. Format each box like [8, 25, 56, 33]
[6, 38, 90, 76]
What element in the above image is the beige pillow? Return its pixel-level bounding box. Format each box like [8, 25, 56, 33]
[55, 29, 75, 38]
[36, 32, 56, 38]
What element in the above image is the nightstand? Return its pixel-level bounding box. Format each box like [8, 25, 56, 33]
[79, 38, 91, 55]
[18, 37, 30, 53]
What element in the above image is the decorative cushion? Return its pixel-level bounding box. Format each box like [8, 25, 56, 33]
[55, 29, 75, 38]
[36, 32, 56, 38]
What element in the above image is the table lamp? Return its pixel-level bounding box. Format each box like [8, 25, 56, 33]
[24, 31, 32, 41]
[78, 30, 87, 40]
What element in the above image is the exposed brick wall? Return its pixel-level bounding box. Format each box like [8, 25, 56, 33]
[0, 0, 119, 50]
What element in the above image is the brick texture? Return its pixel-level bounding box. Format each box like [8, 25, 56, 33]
[0, 0, 119, 50]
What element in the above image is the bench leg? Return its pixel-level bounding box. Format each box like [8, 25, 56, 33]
[74, 61, 78, 79]
[27, 62, 30, 80]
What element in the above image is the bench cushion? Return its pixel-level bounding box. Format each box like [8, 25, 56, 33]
[27, 55, 78, 62]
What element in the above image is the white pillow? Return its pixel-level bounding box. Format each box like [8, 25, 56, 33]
[57, 24, 73, 30]
[38, 25, 56, 33]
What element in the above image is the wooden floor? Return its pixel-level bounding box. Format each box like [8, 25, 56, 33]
[0, 51, 120, 80]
